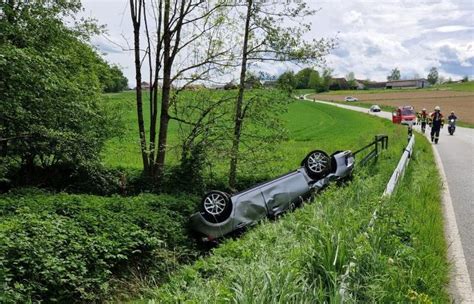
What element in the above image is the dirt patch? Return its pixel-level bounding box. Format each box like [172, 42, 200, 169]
[314, 91, 474, 124]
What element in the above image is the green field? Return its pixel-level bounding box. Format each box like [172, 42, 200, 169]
[102, 91, 401, 177]
[1, 91, 450, 303]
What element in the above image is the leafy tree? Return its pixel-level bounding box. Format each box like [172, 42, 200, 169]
[387, 68, 401, 81]
[0, 0, 116, 180]
[427, 67, 438, 85]
[295, 68, 315, 89]
[307, 70, 321, 91]
[100, 64, 129, 92]
[346, 71, 357, 89]
[277, 71, 297, 93]
[227, 0, 333, 188]
[319, 68, 332, 92]
[462, 75, 469, 82]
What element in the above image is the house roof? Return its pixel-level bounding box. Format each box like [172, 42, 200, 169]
[387, 78, 427, 83]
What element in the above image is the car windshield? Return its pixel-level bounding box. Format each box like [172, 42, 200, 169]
[401, 108, 415, 115]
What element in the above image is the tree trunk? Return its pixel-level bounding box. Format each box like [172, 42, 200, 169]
[154, 0, 172, 185]
[130, 0, 149, 173]
[228, 0, 252, 189]
[149, 0, 163, 174]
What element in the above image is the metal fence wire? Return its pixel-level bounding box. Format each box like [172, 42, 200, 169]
[353, 134, 389, 166]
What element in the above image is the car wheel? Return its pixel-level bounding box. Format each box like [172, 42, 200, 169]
[303, 150, 331, 179]
[200, 191, 232, 223]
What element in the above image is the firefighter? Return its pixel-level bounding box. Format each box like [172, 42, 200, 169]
[429, 106, 444, 144]
[418, 108, 429, 133]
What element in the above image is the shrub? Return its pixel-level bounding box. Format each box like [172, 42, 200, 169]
[1, 162, 122, 195]
[0, 1, 121, 187]
[0, 192, 199, 303]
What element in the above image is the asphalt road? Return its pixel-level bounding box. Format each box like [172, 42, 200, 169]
[304, 97, 474, 299]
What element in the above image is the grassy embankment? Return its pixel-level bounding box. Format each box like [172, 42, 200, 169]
[1, 92, 449, 302]
[141, 132, 449, 303]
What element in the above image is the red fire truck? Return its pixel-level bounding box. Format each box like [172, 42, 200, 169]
[392, 106, 416, 125]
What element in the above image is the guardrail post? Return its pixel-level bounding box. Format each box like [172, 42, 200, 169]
[375, 135, 379, 156]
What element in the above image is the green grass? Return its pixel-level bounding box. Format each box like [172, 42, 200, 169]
[102, 91, 401, 176]
[101, 91, 181, 171]
[109, 100, 448, 302]
[137, 132, 449, 303]
[435, 81, 474, 92]
[4, 89, 449, 302]
[280, 100, 397, 165]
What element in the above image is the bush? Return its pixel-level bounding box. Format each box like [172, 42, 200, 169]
[0, 2, 120, 183]
[1, 162, 122, 195]
[0, 192, 199, 303]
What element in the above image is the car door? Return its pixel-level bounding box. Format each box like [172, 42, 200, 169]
[392, 109, 401, 123]
[260, 170, 310, 216]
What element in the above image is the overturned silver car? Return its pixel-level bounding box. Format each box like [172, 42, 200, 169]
[190, 150, 355, 241]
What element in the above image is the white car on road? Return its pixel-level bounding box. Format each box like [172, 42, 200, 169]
[370, 105, 381, 112]
[345, 96, 358, 102]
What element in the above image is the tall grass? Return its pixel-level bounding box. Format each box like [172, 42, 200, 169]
[137, 132, 449, 303]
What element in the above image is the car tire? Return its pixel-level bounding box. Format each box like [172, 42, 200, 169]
[303, 150, 331, 180]
[200, 191, 232, 223]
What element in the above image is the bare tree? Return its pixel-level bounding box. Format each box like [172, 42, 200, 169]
[129, 0, 149, 173]
[227, 0, 334, 189]
[129, 0, 233, 185]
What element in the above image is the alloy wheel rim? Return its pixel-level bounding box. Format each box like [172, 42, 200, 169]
[204, 194, 226, 215]
[308, 152, 328, 173]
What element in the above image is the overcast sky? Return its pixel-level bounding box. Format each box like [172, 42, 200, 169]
[81, 0, 474, 84]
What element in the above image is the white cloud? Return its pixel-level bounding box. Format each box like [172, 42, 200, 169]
[343, 10, 364, 27]
[435, 25, 473, 32]
[81, 0, 474, 83]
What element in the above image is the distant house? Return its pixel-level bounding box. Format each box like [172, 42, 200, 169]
[133, 81, 151, 90]
[329, 78, 350, 90]
[386, 79, 429, 89]
[356, 80, 387, 90]
[354, 80, 366, 90]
